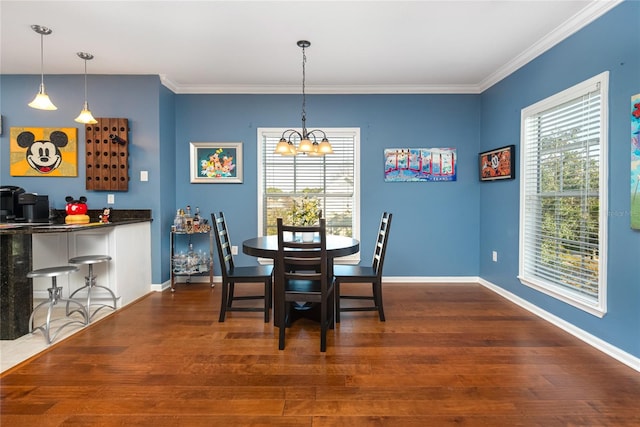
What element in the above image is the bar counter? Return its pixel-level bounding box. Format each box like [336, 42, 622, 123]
[1, 210, 152, 340]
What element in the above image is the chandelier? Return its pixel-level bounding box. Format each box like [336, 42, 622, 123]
[274, 40, 332, 156]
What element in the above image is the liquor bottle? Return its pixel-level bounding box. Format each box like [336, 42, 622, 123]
[184, 205, 193, 233]
[193, 206, 200, 232]
[173, 209, 183, 232]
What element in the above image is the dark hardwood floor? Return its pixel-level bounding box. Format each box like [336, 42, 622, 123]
[2, 282, 639, 426]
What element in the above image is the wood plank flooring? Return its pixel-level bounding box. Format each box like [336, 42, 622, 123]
[2, 282, 639, 426]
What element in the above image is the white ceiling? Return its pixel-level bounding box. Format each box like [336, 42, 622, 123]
[0, 0, 621, 94]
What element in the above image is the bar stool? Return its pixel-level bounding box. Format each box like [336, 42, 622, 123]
[28, 265, 89, 345]
[67, 255, 117, 322]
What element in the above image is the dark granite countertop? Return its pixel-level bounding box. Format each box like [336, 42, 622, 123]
[0, 209, 152, 235]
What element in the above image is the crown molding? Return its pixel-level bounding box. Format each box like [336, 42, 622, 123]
[478, 0, 623, 92]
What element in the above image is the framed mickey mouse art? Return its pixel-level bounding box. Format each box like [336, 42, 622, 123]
[479, 145, 515, 181]
[9, 127, 78, 177]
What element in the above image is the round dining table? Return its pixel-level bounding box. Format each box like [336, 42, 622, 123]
[242, 234, 359, 259]
[243, 234, 359, 327]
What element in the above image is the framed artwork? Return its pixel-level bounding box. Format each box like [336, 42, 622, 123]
[631, 93, 640, 230]
[479, 145, 515, 181]
[10, 127, 78, 177]
[190, 142, 243, 183]
[384, 148, 457, 182]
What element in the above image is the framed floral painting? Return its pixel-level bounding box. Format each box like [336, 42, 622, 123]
[189, 142, 243, 183]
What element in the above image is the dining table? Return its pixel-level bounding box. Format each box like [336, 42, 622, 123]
[243, 234, 359, 327]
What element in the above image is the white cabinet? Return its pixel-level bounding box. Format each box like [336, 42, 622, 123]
[31, 222, 151, 308]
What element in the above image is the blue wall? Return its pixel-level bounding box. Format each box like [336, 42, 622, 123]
[479, 1, 640, 357]
[0, 74, 166, 283]
[1, 2, 637, 358]
[174, 93, 481, 276]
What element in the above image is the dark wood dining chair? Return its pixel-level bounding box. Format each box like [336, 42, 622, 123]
[334, 212, 392, 322]
[212, 212, 273, 322]
[275, 217, 334, 352]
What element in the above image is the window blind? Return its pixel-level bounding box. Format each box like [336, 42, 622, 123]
[520, 72, 608, 315]
[259, 129, 357, 238]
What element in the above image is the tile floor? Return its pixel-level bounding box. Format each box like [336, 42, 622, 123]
[0, 304, 114, 373]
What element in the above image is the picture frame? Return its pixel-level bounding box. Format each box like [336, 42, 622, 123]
[10, 127, 78, 177]
[189, 142, 243, 183]
[384, 147, 457, 182]
[479, 145, 515, 181]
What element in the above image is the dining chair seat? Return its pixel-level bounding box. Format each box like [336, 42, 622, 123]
[335, 212, 392, 323]
[212, 212, 273, 323]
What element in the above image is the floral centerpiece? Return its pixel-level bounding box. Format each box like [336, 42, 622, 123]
[287, 196, 320, 226]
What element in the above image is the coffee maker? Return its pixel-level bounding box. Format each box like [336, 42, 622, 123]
[0, 186, 25, 222]
[18, 193, 50, 223]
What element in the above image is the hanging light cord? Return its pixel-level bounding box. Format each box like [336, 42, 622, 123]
[83, 58, 88, 102]
[38, 33, 45, 87]
[301, 44, 307, 135]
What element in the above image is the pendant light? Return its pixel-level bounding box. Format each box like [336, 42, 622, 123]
[275, 40, 332, 156]
[74, 52, 97, 124]
[28, 25, 57, 111]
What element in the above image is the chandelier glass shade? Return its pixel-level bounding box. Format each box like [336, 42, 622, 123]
[74, 52, 97, 124]
[275, 40, 332, 156]
[28, 25, 57, 110]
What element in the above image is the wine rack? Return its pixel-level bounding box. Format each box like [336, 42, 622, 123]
[84, 118, 130, 191]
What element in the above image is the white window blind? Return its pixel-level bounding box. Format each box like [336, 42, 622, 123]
[519, 72, 608, 317]
[257, 128, 360, 243]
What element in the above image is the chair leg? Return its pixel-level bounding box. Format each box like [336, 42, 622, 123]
[263, 279, 270, 323]
[278, 300, 289, 350]
[227, 283, 235, 308]
[335, 280, 341, 323]
[219, 281, 229, 322]
[374, 280, 385, 322]
[320, 298, 327, 352]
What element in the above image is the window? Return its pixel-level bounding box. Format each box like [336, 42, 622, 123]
[257, 128, 360, 261]
[519, 72, 608, 317]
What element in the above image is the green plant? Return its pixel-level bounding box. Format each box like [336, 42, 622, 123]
[287, 196, 320, 226]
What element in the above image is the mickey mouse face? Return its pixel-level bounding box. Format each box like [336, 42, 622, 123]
[17, 131, 68, 174]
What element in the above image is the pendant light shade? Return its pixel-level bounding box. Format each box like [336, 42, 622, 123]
[74, 52, 97, 124]
[275, 40, 332, 156]
[28, 25, 57, 111]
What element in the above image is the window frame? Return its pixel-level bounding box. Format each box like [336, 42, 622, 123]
[257, 127, 361, 264]
[518, 71, 609, 317]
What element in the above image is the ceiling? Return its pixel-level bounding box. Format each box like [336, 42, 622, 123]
[0, 1, 620, 94]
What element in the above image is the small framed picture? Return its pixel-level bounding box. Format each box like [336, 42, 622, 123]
[479, 145, 515, 181]
[189, 142, 243, 183]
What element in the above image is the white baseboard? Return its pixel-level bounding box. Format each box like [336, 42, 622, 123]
[152, 276, 221, 292]
[477, 278, 640, 373]
[383, 276, 480, 284]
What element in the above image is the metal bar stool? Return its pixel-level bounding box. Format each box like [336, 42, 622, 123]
[28, 265, 88, 344]
[67, 255, 117, 322]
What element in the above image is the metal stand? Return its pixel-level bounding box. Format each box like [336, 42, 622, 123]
[67, 255, 117, 322]
[28, 265, 88, 345]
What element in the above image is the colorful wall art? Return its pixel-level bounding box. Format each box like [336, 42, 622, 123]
[189, 142, 243, 183]
[384, 148, 457, 182]
[631, 94, 640, 230]
[10, 127, 78, 177]
[479, 145, 515, 181]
